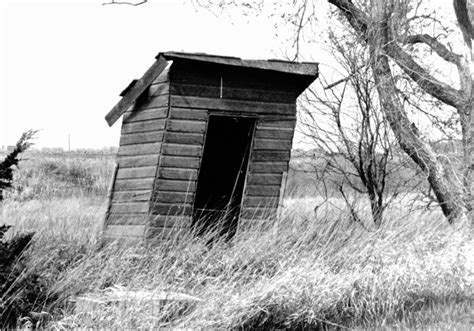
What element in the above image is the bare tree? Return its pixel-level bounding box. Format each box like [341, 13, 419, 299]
[299, 28, 420, 225]
[316, 0, 470, 224]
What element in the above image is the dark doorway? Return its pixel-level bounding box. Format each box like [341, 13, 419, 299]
[193, 115, 256, 238]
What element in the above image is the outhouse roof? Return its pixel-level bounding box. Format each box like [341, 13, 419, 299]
[105, 51, 319, 126]
[158, 51, 319, 76]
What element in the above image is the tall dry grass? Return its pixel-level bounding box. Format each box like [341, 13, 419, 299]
[0, 153, 472, 328]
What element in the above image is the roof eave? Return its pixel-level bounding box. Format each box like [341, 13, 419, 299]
[156, 51, 319, 77]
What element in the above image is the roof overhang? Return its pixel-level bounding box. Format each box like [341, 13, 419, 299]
[159, 51, 319, 76]
[105, 52, 319, 127]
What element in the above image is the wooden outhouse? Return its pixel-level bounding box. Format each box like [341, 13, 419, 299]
[103, 51, 318, 241]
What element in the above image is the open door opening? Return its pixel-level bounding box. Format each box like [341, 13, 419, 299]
[193, 115, 256, 238]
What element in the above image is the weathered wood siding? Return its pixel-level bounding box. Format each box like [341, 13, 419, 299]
[241, 116, 295, 222]
[147, 105, 207, 238]
[106, 59, 303, 241]
[162, 60, 297, 226]
[103, 67, 170, 240]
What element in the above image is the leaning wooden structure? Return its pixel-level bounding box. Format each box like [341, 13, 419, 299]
[103, 51, 319, 241]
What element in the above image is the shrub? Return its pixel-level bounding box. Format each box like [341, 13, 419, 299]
[0, 130, 37, 201]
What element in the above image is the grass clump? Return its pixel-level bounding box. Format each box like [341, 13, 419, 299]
[7, 154, 114, 200]
[5, 198, 470, 329]
[0, 153, 472, 328]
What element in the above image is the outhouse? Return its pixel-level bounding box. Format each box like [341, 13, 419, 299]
[103, 51, 319, 241]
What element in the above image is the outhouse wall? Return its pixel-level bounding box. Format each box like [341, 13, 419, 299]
[103, 66, 171, 241]
[146, 60, 300, 239]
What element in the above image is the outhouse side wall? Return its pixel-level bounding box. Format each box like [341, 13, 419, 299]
[146, 105, 208, 239]
[146, 60, 298, 237]
[241, 115, 296, 222]
[103, 66, 171, 241]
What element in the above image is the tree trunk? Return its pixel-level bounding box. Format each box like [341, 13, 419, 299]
[372, 58, 468, 222]
[328, 0, 469, 224]
[369, 0, 468, 223]
[470, 49, 473, 220]
[368, 189, 383, 226]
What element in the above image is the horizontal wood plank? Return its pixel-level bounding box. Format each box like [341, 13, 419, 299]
[170, 63, 305, 92]
[106, 214, 148, 225]
[154, 192, 194, 204]
[245, 185, 281, 196]
[221, 68, 308, 92]
[117, 155, 159, 168]
[123, 107, 168, 123]
[241, 207, 277, 219]
[155, 179, 197, 192]
[257, 119, 296, 128]
[109, 202, 149, 214]
[120, 131, 164, 146]
[247, 173, 283, 185]
[170, 83, 298, 103]
[115, 166, 157, 179]
[112, 190, 152, 202]
[253, 139, 292, 150]
[169, 107, 208, 120]
[158, 168, 198, 180]
[103, 225, 145, 238]
[243, 196, 278, 207]
[249, 162, 288, 173]
[162, 143, 202, 157]
[117, 142, 161, 156]
[254, 128, 294, 139]
[161, 156, 200, 168]
[139, 94, 169, 110]
[167, 119, 207, 133]
[170, 63, 220, 85]
[251, 150, 291, 162]
[121, 118, 166, 134]
[148, 81, 170, 97]
[164, 132, 204, 145]
[170, 95, 295, 115]
[150, 203, 193, 216]
[114, 178, 155, 191]
[149, 215, 191, 228]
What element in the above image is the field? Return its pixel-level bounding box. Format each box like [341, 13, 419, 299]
[0, 151, 473, 329]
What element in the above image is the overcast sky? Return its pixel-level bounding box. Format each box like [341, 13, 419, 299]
[1, 0, 318, 149]
[0, 0, 452, 149]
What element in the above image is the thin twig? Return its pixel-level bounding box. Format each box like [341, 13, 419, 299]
[102, 0, 147, 6]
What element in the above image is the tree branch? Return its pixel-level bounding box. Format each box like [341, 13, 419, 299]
[102, 0, 147, 6]
[328, 0, 369, 37]
[328, 0, 465, 109]
[385, 42, 464, 109]
[405, 34, 461, 65]
[453, 0, 474, 47]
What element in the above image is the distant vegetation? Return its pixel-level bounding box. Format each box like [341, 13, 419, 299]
[0, 151, 472, 329]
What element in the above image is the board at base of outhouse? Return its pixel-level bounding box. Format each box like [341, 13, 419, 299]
[102, 51, 319, 242]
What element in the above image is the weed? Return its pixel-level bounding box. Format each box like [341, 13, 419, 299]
[0, 153, 472, 328]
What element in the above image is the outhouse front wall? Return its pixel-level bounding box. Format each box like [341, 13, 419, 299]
[104, 58, 308, 241]
[146, 60, 299, 239]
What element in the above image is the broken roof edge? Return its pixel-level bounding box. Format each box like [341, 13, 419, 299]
[105, 52, 319, 127]
[105, 56, 170, 127]
[158, 51, 319, 77]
